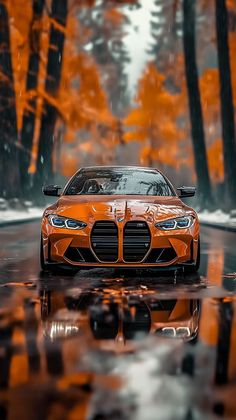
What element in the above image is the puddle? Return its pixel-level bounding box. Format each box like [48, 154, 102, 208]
[0, 275, 236, 419]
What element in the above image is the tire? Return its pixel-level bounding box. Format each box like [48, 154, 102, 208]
[185, 239, 200, 274]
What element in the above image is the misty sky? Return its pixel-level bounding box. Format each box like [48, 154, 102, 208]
[124, 0, 154, 93]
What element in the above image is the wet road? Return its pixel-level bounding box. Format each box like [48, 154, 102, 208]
[0, 222, 236, 419]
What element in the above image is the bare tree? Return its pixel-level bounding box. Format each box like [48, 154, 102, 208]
[19, 0, 45, 196]
[35, 0, 68, 190]
[0, 2, 20, 198]
[215, 0, 236, 208]
[183, 0, 213, 207]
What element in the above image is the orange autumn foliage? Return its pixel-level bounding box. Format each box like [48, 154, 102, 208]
[7, 0, 32, 132]
[207, 139, 224, 182]
[199, 68, 220, 116]
[6, 0, 120, 176]
[58, 30, 117, 176]
[56, 3, 132, 174]
[227, 0, 236, 9]
[6, 0, 51, 176]
[60, 152, 78, 178]
[198, 68, 226, 185]
[60, 54, 115, 129]
[103, 9, 126, 27]
[124, 63, 185, 168]
[199, 68, 221, 148]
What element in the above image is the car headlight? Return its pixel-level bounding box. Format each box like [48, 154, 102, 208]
[48, 215, 87, 230]
[156, 327, 191, 338]
[155, 216, 193, 230]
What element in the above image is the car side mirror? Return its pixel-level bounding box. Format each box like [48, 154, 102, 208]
[42, 185, 61, 197]
[177, 186, 196, 198]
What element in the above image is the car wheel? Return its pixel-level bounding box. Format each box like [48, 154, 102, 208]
[185, 239, 200, 274]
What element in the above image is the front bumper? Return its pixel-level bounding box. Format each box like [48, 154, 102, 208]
[41, 218, 199, 268]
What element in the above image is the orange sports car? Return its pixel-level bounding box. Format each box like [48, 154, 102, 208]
[40, 166, 200, 272]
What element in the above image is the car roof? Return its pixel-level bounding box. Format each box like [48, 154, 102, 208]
[80, 166, 158, 172]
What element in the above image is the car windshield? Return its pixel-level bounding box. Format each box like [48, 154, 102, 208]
[65, 169, 174, 196]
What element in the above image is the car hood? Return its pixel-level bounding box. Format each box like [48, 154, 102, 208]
[46, 195, 195, 225]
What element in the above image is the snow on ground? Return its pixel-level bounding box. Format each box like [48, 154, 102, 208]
[0, 207, 43, 224]
[0, 198, 43, 226]
[198, 209, 236, 230]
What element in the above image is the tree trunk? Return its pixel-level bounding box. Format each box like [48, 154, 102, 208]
[19, 0, 45, 196]
[34, 0, 68, 191]
[215, 0, 236, 208]
[0, 3, 20, 198]
[183, 0, 213, 207]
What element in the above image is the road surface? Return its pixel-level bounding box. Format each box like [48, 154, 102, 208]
[0, 222, 236, 419]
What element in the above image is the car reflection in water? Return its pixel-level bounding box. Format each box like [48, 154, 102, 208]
[40, 283, 200, 350]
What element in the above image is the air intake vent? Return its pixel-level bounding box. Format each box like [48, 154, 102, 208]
[145, 248, 177, 263]
[123, 221, 151, 262]
[91, 221, 118, 262]
[65, 247, 97, 263]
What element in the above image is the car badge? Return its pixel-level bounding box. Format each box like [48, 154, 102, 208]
[117, 217, 124, 222]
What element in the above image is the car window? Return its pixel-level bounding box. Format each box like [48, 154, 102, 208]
[65, 169, 175, 196]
